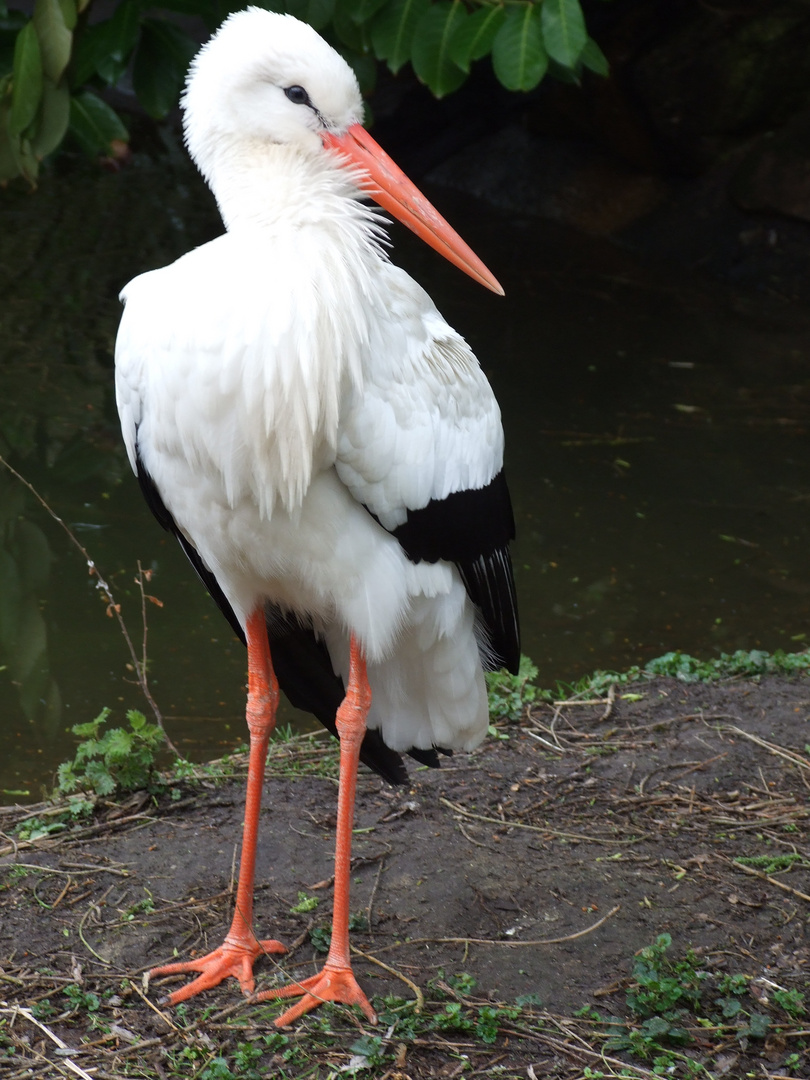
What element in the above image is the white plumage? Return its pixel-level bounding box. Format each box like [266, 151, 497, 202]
[115, 8, 518, 1021]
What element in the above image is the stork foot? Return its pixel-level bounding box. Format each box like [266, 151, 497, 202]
[258, 962, 377, 1026]
[150, 936, 287, 1005]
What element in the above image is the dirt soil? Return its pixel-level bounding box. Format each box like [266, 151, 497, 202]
[1, 676, 809, 1078]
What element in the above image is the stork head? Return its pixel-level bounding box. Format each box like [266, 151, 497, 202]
[182, 8, 503, 294]
[183, 8, 363, 176]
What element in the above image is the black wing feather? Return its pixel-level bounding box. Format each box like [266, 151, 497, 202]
[385, 469, 520, 674]
[133, 444, 439, 785]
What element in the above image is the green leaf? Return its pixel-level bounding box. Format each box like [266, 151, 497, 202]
[132, 19, 196, 119]
[491, 4, 547, 92]
[85, 759, 117, 796]
[746, 1012, 771, 1039]
[127, 710, 147, 731]
[33, 0, 72, 82]
[581, 35, 608, 77]
[338, 44, 377, 94]
[10, 22, 43, 136]
[103, 727, 134, 761]
[69, 89, 128, 155]
[349, 0, 389, 24]
[450, 5, 505, 73]
[371, 0, 429, 74]
[333, 0, 372, 50]
[70, 1, 141, 88]
[57, 0, 77, 32]
[411, 1, 467, 97]
[56, 761, 79, 793]
[285, 0, 335, 31]
[540, 0, 585, 69]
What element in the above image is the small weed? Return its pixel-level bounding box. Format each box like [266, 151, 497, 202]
[289, 891, 318, 914]
[14, 817, 67, 842]
[486, 655, 546, 721]
[717, 973, 748, 996]
[30, 999, 56, 1019]
[171, 757, 199, 781]
[448, 971, 477, 995]
[627, 934, 706, 1018]
[735, 852, 805, 873]
[122, 892, 155, 920]
[57, 708, 164, 796]
[475, 1004, 520, 1044]
[63, 984, 101, 1012]
[772, 988, 806, 1018]
[309, 925, 331, 953]
[436, 1002, 473, 1032]
[570, 648, 810, 698]
[199, 1059, 235, 1080]
[350, 1034, 388, 1067]
[600, 934, 798, 1072]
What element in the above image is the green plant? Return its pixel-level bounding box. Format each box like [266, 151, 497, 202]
[56, 707, 164, 796]
[30, 998, 56, 1018]
[13, 815, 66, 841]
[772, 988, 806, 1018]
[350, 1034, 388, 1067]
[486, 653, 544, 720]
[309, 924, 331, 954]
[436, 1001, 473, 1032]
[1, 0, 608, 185]
[122, 891, 155, 920]
[63, 984, 101, 1012]
[605, 935, 706, 1060]
[475, 1003, 520, 1043]
[626, 934, 706, 1019]
[448, 971, 477, 995]
[559, 647, 810, 700]
[734, 852, 805, 874]
[290, 891, 319, 914]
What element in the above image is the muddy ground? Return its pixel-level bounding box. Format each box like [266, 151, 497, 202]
[1, 675, 809, 1079]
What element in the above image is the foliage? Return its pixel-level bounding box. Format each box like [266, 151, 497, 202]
[562, 647, 810, 699]
[289, 890, 319, 913]
[598, 933, 808, 1072]
[63, 983, 101, 1012]
[486, 653, 545, 720]
[0, 0, 608, 184]
[56, 706, 164, 796]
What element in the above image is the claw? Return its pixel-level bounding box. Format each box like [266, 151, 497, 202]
[257, 960, 377, 1026]
[151, 936, 286, 1005]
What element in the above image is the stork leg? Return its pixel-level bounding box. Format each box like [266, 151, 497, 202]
[257, 634, 377, 1026]
[150, 609, 286, 1004]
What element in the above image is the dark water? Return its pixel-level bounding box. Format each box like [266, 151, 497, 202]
[2, 152, 809, 800]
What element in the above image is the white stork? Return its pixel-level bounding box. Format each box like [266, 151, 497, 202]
[115, 7, 519, 1026]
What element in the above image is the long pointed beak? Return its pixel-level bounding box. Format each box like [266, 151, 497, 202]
[322, 124, 504, 296]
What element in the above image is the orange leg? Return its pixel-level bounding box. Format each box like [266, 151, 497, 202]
[257, 634, 377, 1027]
[150, 609, 286, 1005]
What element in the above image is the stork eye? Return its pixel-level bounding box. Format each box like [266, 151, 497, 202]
[284, 85, 311, 106]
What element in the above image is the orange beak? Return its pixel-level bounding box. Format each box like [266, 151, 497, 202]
[322, 124, 504, 296]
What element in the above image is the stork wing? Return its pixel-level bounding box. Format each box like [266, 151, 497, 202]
[336, 271, 520, 674]
[131, 444, 429, 786]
